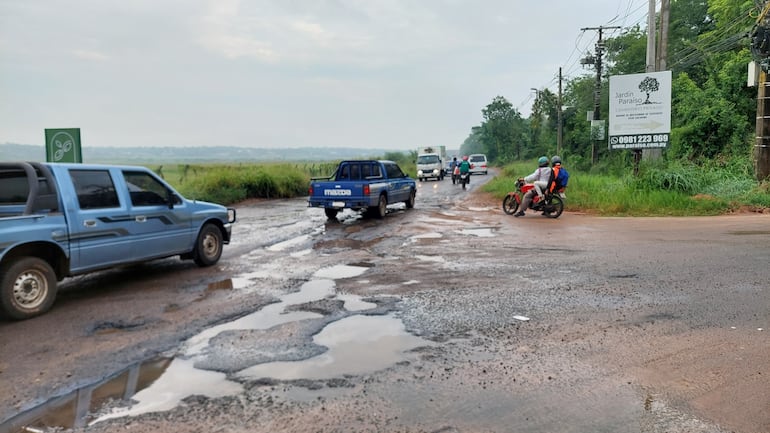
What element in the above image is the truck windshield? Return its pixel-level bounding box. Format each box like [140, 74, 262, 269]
[417, 155, 439, 164]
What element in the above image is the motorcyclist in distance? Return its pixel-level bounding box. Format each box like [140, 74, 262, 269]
[514, 156, 551, 217]
[458, 155, 471, 180]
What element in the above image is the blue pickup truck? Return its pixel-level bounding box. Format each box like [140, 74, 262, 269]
[0, 162, 236, 320]
[308, 160, 416, 219]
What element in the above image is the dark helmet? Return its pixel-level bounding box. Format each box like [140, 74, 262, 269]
[538, 156, 548, 167]
[551, 155, 562, 165]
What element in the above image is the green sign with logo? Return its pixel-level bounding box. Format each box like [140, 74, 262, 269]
[45, 128, 82, 163]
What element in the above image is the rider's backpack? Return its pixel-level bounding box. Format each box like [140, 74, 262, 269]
[554, 166, 570, 189]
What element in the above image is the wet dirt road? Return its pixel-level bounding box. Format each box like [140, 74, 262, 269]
[2, 172, 770, 433]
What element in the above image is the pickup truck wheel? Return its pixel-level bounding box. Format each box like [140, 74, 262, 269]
[376, 194, 387, 218]
[193, 223, 223, 267]
[405, 189, 416, 209]
[0, 257, 57, 320]
[324, 208, 339, 219]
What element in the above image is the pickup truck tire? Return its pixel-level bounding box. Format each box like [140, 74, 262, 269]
[372, 194, 387, 218]
[193, 223, 223, 267]
[324, 208, 339, 219]
[0, 257, 57, 320]
[405, 189, 416, 209]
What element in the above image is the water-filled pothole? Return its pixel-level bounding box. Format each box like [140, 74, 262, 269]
[2, 264, 432, 431]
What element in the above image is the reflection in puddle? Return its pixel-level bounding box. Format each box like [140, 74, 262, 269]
[313, 264, 369, 279]
[237, 314, 430, 381]
[266, 234, 311, 251]
[94, 358, 241, 424]
[185, 279, 333, 355]
[1, 358, 171, 433]
[415, 255, 447, 263]
[411, 232, 443, 240]
[206, 277, 256, 291]
[337, 294, 377, 311]
[460, 228, 496, 237]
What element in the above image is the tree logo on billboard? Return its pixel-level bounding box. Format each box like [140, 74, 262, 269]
[638, 77, 661, 105]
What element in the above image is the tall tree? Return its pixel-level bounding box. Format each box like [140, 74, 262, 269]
[480, 96, 526, 162]
[530, 89, 559, 156]
[605, 25, 647, 75]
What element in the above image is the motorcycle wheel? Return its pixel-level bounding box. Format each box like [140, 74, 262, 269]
[502, 194, 519, 215]
[542, 195, 564, 218]
[462, 178, 466, 190]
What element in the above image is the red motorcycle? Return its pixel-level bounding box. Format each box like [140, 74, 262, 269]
[502, 179, 564, 218]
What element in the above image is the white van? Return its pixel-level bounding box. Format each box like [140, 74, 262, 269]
[468, 154, 488, 175]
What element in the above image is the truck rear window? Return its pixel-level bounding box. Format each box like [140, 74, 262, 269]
[0, 167, 54, 205]
[337, 163, 382, 181]
[0, 175, 30, 204]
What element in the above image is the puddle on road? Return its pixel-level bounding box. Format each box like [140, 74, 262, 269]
[415, 255, 447, 263]
[2, 264, 432, 431]
[459, 227, 496, 237]
[410, 232, 443, 241]
[238, 314, 430, 381]
[266, 234, 312, 251]
[1, 358, 172, 433]
[312, 264, 369, 279]
[184, 279, 333, 355]
[93, 358, 242, 424]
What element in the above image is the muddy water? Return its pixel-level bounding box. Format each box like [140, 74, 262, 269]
[90, 263, 431, 425]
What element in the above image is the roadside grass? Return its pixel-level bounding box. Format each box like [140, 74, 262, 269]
[150, 163, 328, 204]
[483, 158, 770, 216]
[141, 157, 770, 216]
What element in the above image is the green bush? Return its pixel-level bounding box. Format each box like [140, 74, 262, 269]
[175, 164, 310, 204]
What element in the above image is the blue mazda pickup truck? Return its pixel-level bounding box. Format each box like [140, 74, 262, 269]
[308, 160, 416, 219]
[0, 162, 236, 320]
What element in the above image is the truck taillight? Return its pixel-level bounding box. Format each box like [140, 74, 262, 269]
[364, 185, 370, 195]
[309, 186, 313, 195]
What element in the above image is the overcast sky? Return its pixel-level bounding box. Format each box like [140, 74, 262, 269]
[0, 0, 651, 151]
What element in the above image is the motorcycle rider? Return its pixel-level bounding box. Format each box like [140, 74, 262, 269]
[458, 155, 471, 184]
[514, 156, 551, 217]
[449, 156, 459, 183]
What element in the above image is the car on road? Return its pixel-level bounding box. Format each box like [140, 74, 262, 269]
[469, 154, 488, 175]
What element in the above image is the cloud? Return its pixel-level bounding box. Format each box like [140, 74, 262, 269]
[72, 49, 110, 62]
[0, 0, 651, 149]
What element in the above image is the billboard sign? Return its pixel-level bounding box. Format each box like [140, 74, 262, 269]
[608, 71, 671, 150]
[45, 128, 82, 162]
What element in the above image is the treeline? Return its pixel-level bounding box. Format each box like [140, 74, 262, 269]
[460, 0, 758, 174]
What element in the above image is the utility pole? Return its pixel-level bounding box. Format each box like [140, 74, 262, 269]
[645, 0, 656, 73]
[656, 0, 670, 71]
[644, 0, 670, 161]
[581, 25, 621, 164]
[753, 2, 770, 180]
[557, 67, 563, 156]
